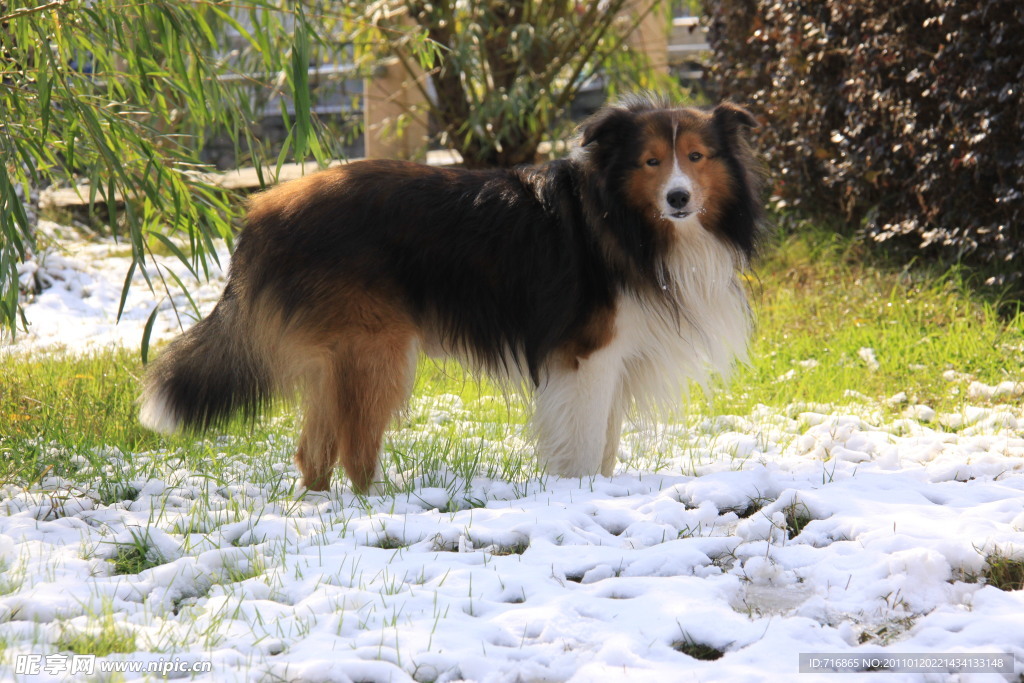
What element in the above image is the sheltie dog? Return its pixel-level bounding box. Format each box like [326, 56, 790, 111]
[140, 95, 764, 493]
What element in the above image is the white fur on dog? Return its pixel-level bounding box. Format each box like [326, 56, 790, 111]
[534, 214, 751, 478]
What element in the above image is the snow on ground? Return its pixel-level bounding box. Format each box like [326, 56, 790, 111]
[2, 232, 1024, 682]
[3, 221, 230, 353]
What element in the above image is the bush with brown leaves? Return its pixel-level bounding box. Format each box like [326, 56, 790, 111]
[703, 0, 1024, 282]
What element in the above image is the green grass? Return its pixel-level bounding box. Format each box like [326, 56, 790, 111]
[54, 608, 137, 656]
[782, 500, 814, 539]
[1, 222, 1022, 489]
[111, 529, 169, 575]
[706, 222, 1024, 415]
[672, 633, 725, 661]
[981, 551, 1024, 592]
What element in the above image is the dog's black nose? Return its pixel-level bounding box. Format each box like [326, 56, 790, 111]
[667, 189, 690, 210]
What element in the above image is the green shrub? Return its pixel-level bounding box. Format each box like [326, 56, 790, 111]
[365, 1, 675, 168]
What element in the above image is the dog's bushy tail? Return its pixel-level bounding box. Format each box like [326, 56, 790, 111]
[139, 293, 279, 434]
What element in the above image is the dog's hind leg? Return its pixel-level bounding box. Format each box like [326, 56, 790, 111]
[295, 357, 342, 492]
[295, 331, 417, 494]
[333, 331, 419, 494]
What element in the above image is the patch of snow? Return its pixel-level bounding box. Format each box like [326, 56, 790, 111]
[2, 225, 228, 354]
[1, 231, 1023, 680]
[858, 347, 880, 371]
[968, 381, 1024, 402]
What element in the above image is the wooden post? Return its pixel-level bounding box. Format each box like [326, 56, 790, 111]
[363, 58, 429, 160]
[626, 0, 669, 77]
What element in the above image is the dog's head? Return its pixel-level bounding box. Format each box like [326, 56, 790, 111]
[580, 95, 761, 257]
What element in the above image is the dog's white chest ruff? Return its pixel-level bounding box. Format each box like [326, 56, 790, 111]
[533, 225, 751, 478]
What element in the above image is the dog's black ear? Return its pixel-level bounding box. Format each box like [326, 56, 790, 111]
[712, 102, 758, 139]
[581, 107, 634, 147]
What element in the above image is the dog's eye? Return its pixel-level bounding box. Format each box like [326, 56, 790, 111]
[645, 158, 660, 167]
[688, 152, 704, 162]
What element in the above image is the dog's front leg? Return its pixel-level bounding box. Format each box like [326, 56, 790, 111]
[600, 388, 628, 477]
[533, 350, 624, 479]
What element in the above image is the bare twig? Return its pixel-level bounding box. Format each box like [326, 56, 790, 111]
[0, 0, 68, 22]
